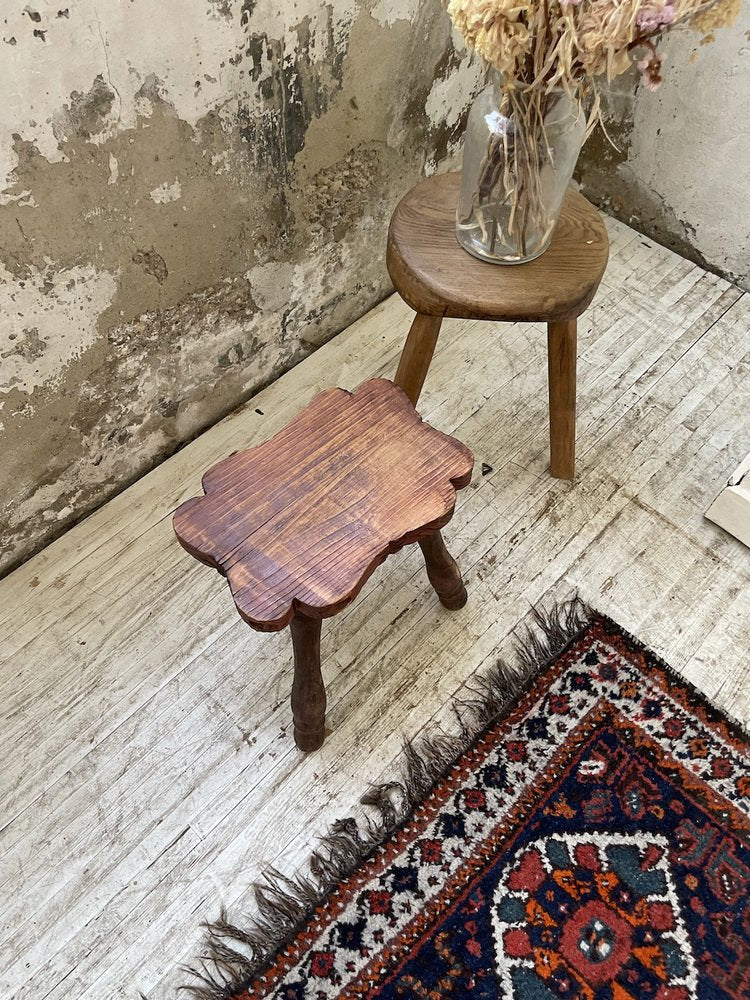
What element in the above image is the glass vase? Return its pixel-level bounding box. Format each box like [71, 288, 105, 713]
[456, 77, 585, 265]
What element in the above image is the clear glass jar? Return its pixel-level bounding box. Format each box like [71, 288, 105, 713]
[456, 77, 585, 264]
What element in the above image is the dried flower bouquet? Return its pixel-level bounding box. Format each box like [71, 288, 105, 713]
[448, 0, 742, 260]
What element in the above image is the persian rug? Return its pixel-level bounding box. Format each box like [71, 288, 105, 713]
[187, 602, 750, 1000]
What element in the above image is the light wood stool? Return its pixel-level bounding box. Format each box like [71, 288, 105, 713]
[173, 379, 473, 751]
[388, 171, 609, 480]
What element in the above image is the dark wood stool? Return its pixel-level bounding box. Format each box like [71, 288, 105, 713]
[388, 172, 609, 480]
[173, 379, 473, 751]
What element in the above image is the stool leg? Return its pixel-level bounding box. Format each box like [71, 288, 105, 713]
[547, 319, 577, 481]
[394, 313, 443, 406]
[418, 531, 467, 610]
[290, 614, 326, 751]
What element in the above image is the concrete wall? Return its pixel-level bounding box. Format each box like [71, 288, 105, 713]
[3, 2, 747, 578]
[0, 0, 481, 576]
[577, 6, 750, 291]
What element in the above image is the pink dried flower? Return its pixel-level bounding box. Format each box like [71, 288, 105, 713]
[637, 2, 677, 32]
[637, 50, 666, 89]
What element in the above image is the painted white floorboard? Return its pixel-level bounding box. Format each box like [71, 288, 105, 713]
[0, 215, 749, 1000]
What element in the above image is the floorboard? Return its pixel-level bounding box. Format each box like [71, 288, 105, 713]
[1, 215, 749, 999]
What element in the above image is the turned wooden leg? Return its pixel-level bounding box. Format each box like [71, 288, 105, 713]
[394, 312, 443, 406]
[290, 614, 326, 751]
[418, 530, 467, 610]
[547, 319, 577, 481]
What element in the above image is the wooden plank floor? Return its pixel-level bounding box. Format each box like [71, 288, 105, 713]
[1, 215, 749, 1000]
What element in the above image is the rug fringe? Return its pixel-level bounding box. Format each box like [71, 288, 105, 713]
[178, 595, 594, 999]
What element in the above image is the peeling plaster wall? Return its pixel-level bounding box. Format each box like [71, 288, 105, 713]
[0, 0, 481, 575]
[577, 8, 750, 290]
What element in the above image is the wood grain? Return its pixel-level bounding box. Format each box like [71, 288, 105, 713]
[387, 171, 609, 323]
[547, 320, 577, 480]
[418, 531, 468, 610]
[173, 378, 474, 631]
[290, 615, 325, 752]
[394, 313, 443, 405]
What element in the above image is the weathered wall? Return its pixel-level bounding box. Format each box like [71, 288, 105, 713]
[577, 7, 750, 290]
[0, 0, 481, 576]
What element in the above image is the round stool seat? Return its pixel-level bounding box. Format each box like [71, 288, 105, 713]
[387, 172, 609, 323]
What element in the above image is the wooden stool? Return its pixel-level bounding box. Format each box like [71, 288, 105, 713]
[173, 379, 473, 751]
[388, 172, 609, 480]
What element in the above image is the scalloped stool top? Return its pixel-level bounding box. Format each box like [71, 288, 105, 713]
[173, 379, 473, 632]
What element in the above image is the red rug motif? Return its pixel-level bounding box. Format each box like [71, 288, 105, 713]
[190, 610, 750, 1000]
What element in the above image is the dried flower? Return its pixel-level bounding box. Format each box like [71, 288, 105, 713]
[692, 0, 741, 33]
[447, 0, 533, 73]
[637, 48, 666, 88]
[637, 2, 677, 31]
[446, 0, 742, 96]
[447, 0, 742, 259]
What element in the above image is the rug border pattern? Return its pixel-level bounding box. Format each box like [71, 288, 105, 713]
[183, 601, 750, 1000]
